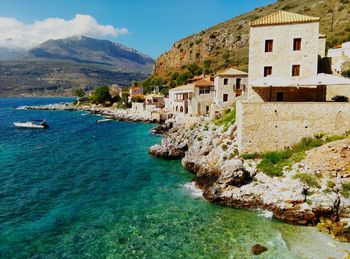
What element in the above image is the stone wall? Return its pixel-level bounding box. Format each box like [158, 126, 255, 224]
[237, 101, 350, 153]
[326, 85, 350, 100]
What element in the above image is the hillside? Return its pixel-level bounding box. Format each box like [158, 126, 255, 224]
[0, 36, 154, 96]
[153, 0, 350, 83]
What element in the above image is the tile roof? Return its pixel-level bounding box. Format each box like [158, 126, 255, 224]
[216, 68, 248, 76]
[194, 78, 214, 87]
[169, 84, 195, 92]
[250, 10, 320, 27]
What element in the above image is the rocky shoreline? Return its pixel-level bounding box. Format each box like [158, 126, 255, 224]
[149, 117, 350, 243]
[24, 102, 350, 243]
[20, 103, 164, 123]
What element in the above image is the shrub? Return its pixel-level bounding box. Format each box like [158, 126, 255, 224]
[294, 173, 319, 187]
[341, 69, 350, 78]
[327, 180, 335, 188]
[341, 186, 350, 197]
[131, 95, 145, 103]
[213, 107, 236, 132]
[73, 88, 85, 97]
[90, 86, 111, 104]
[241, 153, 260, 160]
[221, 144, 228, 151]
[332, 95, 349, 102]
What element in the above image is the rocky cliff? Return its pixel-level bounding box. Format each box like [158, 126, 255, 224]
[149, 116, 350, 242]
[154, 0, 350, 77]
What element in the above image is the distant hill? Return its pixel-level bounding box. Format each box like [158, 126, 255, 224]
[153, 0, 350, 81]
[0, 36, 154, 96]
[21, 36, 154, 73]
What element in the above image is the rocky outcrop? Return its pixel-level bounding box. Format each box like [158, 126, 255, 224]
[149, 117, 350, 241]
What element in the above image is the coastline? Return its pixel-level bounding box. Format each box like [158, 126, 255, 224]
[24, 102, 350, 244]
[21, 103, 165, 123]
[148, 116, 350, 243]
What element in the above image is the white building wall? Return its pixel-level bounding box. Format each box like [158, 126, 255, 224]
[214, 76, 248, 106]
[248, 22, 320, 101]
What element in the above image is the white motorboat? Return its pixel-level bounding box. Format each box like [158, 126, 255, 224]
[13, 120, 49, 129]
[96, 118, 113, 124]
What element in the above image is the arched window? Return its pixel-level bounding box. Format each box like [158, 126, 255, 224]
[176, 106, 178, 112]
[180, 106, 183, 112]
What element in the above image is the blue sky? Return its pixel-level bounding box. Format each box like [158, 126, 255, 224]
[0, 0, 275, 58]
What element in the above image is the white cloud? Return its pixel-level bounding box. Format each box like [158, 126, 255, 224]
[0, 14, 128, 49]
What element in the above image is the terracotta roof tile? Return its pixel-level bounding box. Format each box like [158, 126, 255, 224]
[216, 68, 248, 76]
[250, 10, 320, 27]
[194, 78, 214, 87]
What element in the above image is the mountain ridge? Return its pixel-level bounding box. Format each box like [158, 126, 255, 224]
[0, 36, 154, 96]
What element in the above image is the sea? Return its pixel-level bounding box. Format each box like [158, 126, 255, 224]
[0, 97, 349, 258]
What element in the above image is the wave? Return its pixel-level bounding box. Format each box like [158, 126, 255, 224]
[182, 182, 203, 199]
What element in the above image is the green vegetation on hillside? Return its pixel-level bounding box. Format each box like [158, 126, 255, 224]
[213, 107, 236, 132]
[242, 132, 349, 177]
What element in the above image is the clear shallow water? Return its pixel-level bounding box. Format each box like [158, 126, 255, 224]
[0, 98, 349, 258]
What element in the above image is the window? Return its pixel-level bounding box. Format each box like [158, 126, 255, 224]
[235, 78, 241, 90]
[276, 92, 284, 102]
[292, 65, 300, 76]
[206, 106, 210, 114]
[265, 40, 273, 52]
[199, 87, 210, 94]
[264, 66, 272, 77]
[223, 94, 228, 102]
[293, 38, 301, 51]
[223, 78, 228, 85]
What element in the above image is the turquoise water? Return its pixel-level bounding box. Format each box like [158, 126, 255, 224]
[0, 98, 349, 258]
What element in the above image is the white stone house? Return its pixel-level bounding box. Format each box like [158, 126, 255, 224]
[236, 10, 350, 154]
[168, 78, 215, 116]
[214, 68, 248, 106]
[247, 10, 326, 102]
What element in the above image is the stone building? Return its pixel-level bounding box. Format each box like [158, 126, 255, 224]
[214, 68, 248, 106]
[236, 10, 350, 153]
[168, 78, 214, 116]
[247, 10, 326, 102]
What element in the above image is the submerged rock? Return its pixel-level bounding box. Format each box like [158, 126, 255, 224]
[251, 244, 267, 255]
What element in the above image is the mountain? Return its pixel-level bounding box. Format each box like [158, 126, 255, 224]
[0, 36, 154, 96]
[21, 36, 154, 73]
[0, 47, 25, 61]
[153, 0, 350, 80]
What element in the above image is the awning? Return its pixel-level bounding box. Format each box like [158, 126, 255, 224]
[296, 73, 350, 86]
[250, 76, 295, 87]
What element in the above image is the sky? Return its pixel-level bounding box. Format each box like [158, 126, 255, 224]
[0, 0, 275, 59]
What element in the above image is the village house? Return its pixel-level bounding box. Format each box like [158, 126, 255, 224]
[328, 41, 350, 75]
[168, 78, 214, 116]
[145, 93, 165, 110]
[109, 84, 123, 98]
[214, 68, 248, 106]
[128, 86, 144, 102]
[236, 10, 350, 153]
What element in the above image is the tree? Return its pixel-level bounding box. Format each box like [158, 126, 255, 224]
[341, 69, 350, 78]
[73, 88, 85, 97]
[91, 86, 111, 104]
[203, 59, 212, 74]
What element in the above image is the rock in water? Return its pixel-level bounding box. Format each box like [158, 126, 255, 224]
[251, 244, 267, 255]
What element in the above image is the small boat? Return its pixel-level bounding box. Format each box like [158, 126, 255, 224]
[96, 118, 113, 124]
[13, 120, 49, 129]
